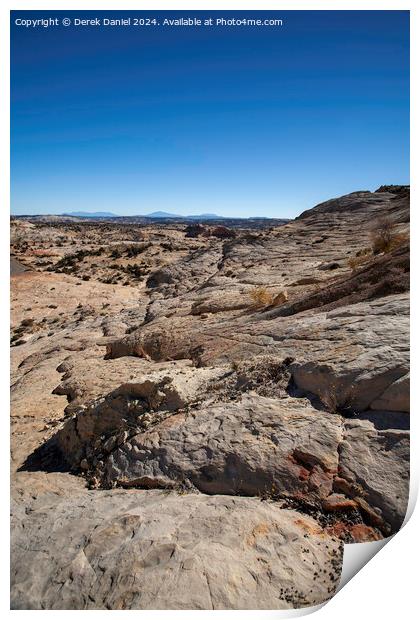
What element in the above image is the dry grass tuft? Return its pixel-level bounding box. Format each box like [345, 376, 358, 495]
[249, 287, 288, 308]
[348, 253, 371, 271]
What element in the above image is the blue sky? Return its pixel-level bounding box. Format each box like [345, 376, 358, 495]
[11, 10, 409, 217]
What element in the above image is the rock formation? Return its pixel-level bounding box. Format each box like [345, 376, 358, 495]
[10, 187, 409, 609]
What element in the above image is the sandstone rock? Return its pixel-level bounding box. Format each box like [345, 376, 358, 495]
[326, 523, 382, 543]
[101, 317, 128, 337]
[191, 293, 250, 315]
[11, 491, 342, 610]
[61, 393, 344, 501]
[298, 189, 406, 220]
[321, 494, 358, 512]
[370, 373, 409, 412]
[271, 290, 288, 305]
[53, 356, 196, 410]
[55, 364, 228, 469]
[286, 296, 409, 413]
[146, 246, 223, 295]
[276, 243, 408, 316]
[338, 420, 409, 532]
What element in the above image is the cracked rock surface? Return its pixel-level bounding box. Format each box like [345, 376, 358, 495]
[11, 491, 342, 610]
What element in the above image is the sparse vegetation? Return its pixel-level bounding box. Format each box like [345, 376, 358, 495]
[125, 243, 151, 257]
[249, 286, 288, 308]
[110, 248, 122, 259]
[348, 253, 371, 271]
[250, 286, 276, 307]
[371, 218, 408, 254]
[125, 264, 145, 279]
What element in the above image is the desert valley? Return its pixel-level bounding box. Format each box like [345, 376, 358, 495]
[10, 185, 409, 609]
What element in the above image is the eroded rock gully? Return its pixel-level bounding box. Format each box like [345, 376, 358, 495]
[11, 187, 409, 609]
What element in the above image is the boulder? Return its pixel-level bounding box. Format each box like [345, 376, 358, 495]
[67, 393, 344, 501]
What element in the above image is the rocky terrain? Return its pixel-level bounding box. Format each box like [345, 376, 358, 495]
[10, 186, 409, 609]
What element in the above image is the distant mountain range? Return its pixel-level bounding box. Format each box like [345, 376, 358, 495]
[63, 211, 118, 218]
[13, 211, 290, 228]
[146, 211, 223, 220]
[63, 211, 225, 220]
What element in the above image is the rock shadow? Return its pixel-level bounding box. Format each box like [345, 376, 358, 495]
[18, 435, 71, 474]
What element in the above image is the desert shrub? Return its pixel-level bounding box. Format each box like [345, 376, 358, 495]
[57, 264, 78, 275]
[371, 219, 408, 254]
[185, 224, 206, 238]
[348, 248, 373, 271]
[55, 255, 75, 269]
[348, 255, 369, 270]
[125, 263, 145, 279]
[249, 286, 274, 307]
[126, 243, 151, 258]
[249, 287, 289, 308]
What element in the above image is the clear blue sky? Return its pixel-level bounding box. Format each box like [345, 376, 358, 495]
[11, 10, 409, 217]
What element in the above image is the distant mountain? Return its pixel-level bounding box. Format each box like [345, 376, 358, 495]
[146, 211, 179, 218]
[63, 211, 117, 218]
[146, 211, 223, 219]
[187, 213, 223, 220]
